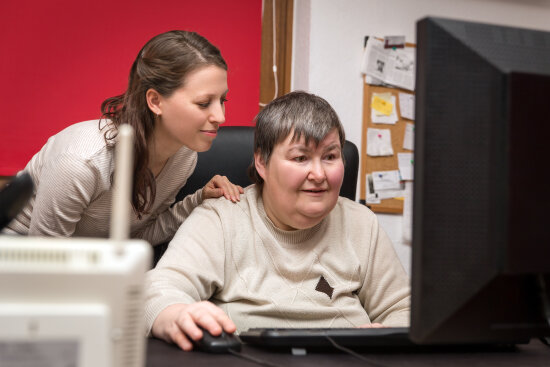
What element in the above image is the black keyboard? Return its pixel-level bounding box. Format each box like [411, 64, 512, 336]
[239, 327, 414, 349]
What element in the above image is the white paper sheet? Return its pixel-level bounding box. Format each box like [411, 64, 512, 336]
[365, 74, 385, 86]
[402, 123, 415, 151]
[361, 38, 415, 91]
[402, 181, 413, 245]
[398, 152, 414, 180]
[398, 93, 415, 120]
[372, 170, 401, 191]
[367, 171, 406, 202]
[377, 188, 405, 200]
[365, 173, 381, 204]
[367, 128, 394, 156]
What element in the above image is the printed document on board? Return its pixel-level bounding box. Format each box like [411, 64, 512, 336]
[361, 38, 415, 91]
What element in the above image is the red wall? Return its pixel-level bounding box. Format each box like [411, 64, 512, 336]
[0, 0, 261, 175]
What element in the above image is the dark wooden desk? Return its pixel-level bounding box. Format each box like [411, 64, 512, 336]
[147, 337, 550, 367]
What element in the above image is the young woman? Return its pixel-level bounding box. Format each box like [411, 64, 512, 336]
[4, 30, 243, 245]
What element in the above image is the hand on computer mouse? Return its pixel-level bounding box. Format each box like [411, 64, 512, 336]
[192, 326, 242, 353]
[151, 301, 237, 352]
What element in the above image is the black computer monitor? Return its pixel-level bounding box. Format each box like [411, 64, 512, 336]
[411, 17, 550, 345]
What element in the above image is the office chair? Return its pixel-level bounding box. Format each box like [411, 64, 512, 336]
[175, 126, 359, 201]
[153, 126, 359, 265]
[0, 173, 34, 231]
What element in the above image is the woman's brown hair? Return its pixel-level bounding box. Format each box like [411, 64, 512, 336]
[100, 31, 227, 217]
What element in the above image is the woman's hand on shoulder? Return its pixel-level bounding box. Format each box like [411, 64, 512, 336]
[151, 301, 236, 351]
[202, 175, 244, 203]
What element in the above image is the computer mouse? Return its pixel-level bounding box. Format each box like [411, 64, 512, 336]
[192, 326, 242, 353]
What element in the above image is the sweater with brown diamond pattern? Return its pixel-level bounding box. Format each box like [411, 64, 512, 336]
[145, 185, 410, 334]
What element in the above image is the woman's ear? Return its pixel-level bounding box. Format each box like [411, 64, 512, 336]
[254, 152, 267, 181]
[146, 88, 162, 116]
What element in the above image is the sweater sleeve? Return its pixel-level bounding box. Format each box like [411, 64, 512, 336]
[144, 201, 226, 335]
[135, 188, 203, 246]
[358, 212, 411, 327]
[29, 154, 100, 237]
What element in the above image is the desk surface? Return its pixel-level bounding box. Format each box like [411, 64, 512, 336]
[147, 337, 550, 367]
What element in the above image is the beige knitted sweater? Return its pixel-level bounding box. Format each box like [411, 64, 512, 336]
[145, 185, 410, 334]
[5, 119, 202, 245]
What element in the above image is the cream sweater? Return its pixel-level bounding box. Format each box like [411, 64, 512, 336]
[5, 120, 203, 246]
[145, 185, 410, 334]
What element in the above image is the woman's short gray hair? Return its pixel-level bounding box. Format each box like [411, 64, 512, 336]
[248, 91, 345, 188]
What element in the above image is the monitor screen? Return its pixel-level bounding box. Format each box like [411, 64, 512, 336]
[411, 17, 550, 345]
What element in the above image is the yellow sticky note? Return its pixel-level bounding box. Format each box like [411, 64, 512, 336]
[372, 95, 393, 116]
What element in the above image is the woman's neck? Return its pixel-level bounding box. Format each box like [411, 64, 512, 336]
[148, 134, 180, 178]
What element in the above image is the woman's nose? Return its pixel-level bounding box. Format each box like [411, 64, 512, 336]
[307, 160, 326, 182]
[209, 102, 226, 124]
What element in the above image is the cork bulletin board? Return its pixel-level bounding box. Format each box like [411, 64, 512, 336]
[360, 80, 415, 214]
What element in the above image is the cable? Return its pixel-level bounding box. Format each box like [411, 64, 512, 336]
[228, 348, 282, 367]
[324, 335, 388, 367]
[227, 335, 387, 366]
[259, 0, 279, 107]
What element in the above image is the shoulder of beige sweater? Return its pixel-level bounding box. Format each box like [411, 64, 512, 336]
[50, 120, 111, 161]
[201, 184, 256, 213]
[336, 196, 377, 221]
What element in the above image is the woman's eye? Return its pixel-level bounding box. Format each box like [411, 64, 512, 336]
[197, 102, 210, 108]
[293, 156, 307, 162]
[325, 154, 335, 160]
[221, 97, 228, 104]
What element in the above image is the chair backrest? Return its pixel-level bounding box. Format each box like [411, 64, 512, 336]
[176, 126, 359, 201]
[0, 172, 34, 231]
[152, 126, 359, 266]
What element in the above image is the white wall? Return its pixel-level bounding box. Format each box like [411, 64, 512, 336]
[292, 0, 550, 274]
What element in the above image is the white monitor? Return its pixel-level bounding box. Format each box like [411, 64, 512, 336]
[0, 236, 151, 367]
[0, 124, 152, 367]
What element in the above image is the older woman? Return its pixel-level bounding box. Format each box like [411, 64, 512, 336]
[145, 91, 410, 351]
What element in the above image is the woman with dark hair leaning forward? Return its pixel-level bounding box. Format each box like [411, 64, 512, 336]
[145, 91, 410, 351]
[3, 30, 243, 245]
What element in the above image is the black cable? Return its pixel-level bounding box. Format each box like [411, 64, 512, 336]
[324, 335, 388, 367]
[228, 348, 282, 367]
[229, 336, 389, 366]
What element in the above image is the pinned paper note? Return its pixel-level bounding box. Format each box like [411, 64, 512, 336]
[361, 37, 415, 91]
[372, 170, 401, 191]
[398, 152, 414, 180]
[384, 35, 405, 49]
[402, 181, 413, 245]
[403, 123, 414, 151]
[368, 171, 406, 201]
[367, 128, 394, 156]
[366, 174, 381, 204]
[372, 93, 392, 113]
[372, 95, 393, 116]
[371, 95, 398, 124]
[365, 74, 384, 86]
[398, 93, 415, 120]
[377, 187, 405, 200]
